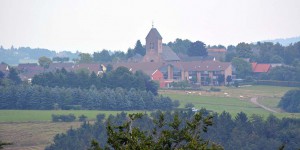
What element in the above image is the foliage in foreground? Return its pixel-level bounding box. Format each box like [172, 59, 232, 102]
[90, 112, 222, 150]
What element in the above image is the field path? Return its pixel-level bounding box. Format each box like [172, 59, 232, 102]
[250, 97, 278, 113]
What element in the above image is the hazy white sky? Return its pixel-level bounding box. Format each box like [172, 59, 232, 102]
[1, 0, 300, 53]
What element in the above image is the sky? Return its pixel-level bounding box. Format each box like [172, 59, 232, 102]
[1, 0, 300, 53]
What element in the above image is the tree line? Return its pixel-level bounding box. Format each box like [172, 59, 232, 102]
[0, 85, 177, 110]
[32, 66, 159, 95]
[46, 110, 300, 150]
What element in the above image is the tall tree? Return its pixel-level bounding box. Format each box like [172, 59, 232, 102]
[133, 40, 146, 56]
[187, 41, 207, 56]
[93, 50, 112, 62]
[236, 42, 252, 58]
[168, 38, 192, 54]
[38, 56, 52, 69]
[79, 53, 93, 63]
[231, 57, 252, 78]
[8, 68, 21, 84]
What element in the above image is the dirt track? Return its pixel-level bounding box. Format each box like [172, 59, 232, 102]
[250, 97, 278, 113]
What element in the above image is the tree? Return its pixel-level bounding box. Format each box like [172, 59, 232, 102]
[167, 38, 192, 54]
[278, 90, 300, 112]
[8, 68, 21, 84]
[226, 75, 232, 85]
[90, 112, 223, 150]
[236, 42, 252, 58]
[217, 74, 225, 85]
[187, 41, 207, 57]
[133, 40, 146, 56]
[0, 71, 4, 79]
[53, 57, 69, 63]
[231, 57, 252, 78]
[79, 53, 93, 63]
[225, 52, 236, 62]
[93, 50, 112, 62]
[38, 56, 52, 69]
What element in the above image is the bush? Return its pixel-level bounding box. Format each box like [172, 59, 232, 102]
[278, 90, 300, 113]
[210, 87, 221, 92]
[52, 114, 76, 122]
[79, 115, 87, 122]
[173, 100, 180, 108]
[185, 103, 195, 109]
[96, 114, 106, 122]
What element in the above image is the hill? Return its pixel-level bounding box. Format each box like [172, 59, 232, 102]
[259, 36, 300, 46]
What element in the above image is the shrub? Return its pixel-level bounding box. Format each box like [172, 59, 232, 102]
[96, 114, 106, 122]
[185, 103, 195, 109]
[278, 90, 300, 113]
[52, 114, 76, 122]
[79, 115, 87, 122]
[210, 87, 221, 92]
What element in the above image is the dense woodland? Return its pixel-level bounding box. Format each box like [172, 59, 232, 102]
[32, 66, 159, 95]
[46, 110, 300, 150]
[0, 66, 178, 110]
[0, 85, 176, 110]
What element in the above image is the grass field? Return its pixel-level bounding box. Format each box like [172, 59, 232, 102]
[161, 85, 300, 118]
[0, 110, 146, 122]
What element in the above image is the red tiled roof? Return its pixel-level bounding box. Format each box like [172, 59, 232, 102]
[252, 63, 271, 73]
[181, 61, 231, 71]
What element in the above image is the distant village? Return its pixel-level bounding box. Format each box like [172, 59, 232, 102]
[0, 27, 279, 88]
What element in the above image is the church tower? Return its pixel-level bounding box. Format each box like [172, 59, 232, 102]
[143, 26, 163, 62]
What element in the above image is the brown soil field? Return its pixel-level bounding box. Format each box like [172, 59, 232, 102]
[0, 122, 82, 150]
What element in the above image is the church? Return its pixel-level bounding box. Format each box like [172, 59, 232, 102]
[143, 27, 180, 62]
[113, 27, 232, 88]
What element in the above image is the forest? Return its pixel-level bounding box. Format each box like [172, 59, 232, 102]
[0, 85, 176, 110]
[32, 66, 159, 95]
[46, 110, 300, 150]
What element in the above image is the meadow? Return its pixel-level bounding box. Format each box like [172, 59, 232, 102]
[161, 85, 300, 118]
[0, 110, 145, 122]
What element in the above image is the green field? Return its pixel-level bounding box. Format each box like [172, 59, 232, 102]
[0, 110, 146, 122]
[162, 85, 300, 118]
[164, 94, 271, 117]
